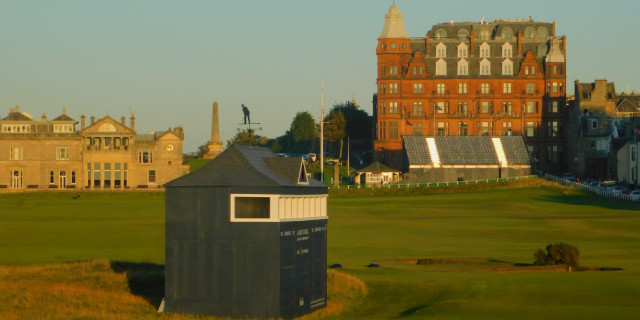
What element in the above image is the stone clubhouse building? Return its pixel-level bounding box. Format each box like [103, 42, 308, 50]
[0, 105, 188, 191]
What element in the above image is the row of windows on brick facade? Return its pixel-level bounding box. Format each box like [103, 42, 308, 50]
[378, 120, 562, 138]
[379, 100, 562, 116]
[8, 146, 156, 164]
[380, 81, 563, 95]
[381, 62, 563, 78]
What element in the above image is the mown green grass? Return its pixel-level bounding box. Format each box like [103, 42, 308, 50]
[1, 182, 640, 319]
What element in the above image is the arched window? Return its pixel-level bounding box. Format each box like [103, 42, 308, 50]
[537, 27, 548, 39]
[501, 27, 513, 40]
[435, 29, 447, 40]
[525, 27, 535, 39]
[480, 29, 490, 41]
[457, 28, 469, 39]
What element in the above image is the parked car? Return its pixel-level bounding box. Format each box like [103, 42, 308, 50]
[582, 178, 597, 186]
[611, 185, 625, 195]
[562, 172, 577, 182]
[630, 190, 640, 201]
[599, 180, 617, 191]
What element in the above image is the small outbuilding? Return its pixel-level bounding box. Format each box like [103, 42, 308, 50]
[355, 161, 400, 185]
[164, 145, 328, 319]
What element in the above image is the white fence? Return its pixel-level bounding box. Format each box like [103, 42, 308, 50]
[543, 173, 640, 203]
[330, 175, 538, 189]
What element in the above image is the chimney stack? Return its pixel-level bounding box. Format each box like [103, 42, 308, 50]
[81, 115, 86, 130]
[130, 113, 136, 131]
[121, 116, 126, 125]
[90, 116, 95, 125]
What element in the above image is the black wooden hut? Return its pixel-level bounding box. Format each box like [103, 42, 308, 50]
[164, 145, 328, 319]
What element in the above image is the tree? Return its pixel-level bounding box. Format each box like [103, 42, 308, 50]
[533, 242, 580, 268]
[290, 111, 317, 142]
[226, 129, 270, 148]
[324, 109, 346, 159]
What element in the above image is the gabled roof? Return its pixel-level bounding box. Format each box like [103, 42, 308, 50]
[357, 161, 400, 173]
[81, 115, 135, 135]
[52, 114, 76, 122]
[2, 112, 32, 121]
[166, 145, 325, 188]
[617, 98, 640, 112]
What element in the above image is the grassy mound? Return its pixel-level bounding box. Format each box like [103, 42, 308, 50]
[0, 260, 366, 320]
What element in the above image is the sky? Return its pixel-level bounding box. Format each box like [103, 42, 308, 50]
[2, 0, 639, 153]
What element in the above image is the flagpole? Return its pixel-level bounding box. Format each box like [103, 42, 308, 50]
[320, 81, 325, 183]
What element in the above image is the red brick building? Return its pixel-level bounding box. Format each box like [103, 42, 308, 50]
[374, 4, 567, 172]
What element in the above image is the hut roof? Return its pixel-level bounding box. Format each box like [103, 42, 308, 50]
[166, 145, 324, 188]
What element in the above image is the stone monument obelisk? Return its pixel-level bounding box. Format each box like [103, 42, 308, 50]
[204, 101, 223, 159]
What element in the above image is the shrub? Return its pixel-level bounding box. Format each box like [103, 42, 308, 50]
[533, 242, 580, 267]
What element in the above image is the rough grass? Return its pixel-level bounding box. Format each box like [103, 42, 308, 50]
[0, 261, 366, 320]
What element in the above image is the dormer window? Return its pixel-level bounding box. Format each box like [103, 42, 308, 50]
[502, 59, 513, 75]
[457, 43, 468, 58]
[435, 29, 447, 40]
[501, 27, 513, 40]
[435, 59, 447, 76]
[436, 42, 447, 58]
[457, 59, 468, 75]
[525, 27, 535, 39]
[480, 58, 491, 75]
[457, 29, 469, 39]
[537, 27, 548, 39]
[502, 42, 512, 58]
[479, 42, 490, 58]
[480, 29, 490, 41]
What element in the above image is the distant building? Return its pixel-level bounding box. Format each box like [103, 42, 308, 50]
[566, 79, 640, 182]
[0, 105, 188, 191]
[355, 161, 400, 185]
[374, 4, 566, 173]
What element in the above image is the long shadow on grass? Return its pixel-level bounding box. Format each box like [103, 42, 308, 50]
[110, 261, 165, 308]
[536, 193, 639, 212]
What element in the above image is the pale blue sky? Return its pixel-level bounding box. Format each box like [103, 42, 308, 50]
[1, 0, 639, 152]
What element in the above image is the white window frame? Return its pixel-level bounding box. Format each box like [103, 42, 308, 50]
[10, 147, 23, 160]
[436, 59, 447, 76]
[479, 42, 490, 58]
[436, 42, 447, 58]
[457, 59, 468, 76]
[56, 147, 70, 160]
[457, 42, 468, 58]
[480, 58, 490, 75]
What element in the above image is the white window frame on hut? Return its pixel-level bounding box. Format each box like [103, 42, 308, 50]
[230, 194, 328, 223]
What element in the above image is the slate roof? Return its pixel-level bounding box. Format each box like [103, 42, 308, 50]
[357, 161, 400, 173]
[2, 112, 32, 121]
[52, 114, 76, 122]
[166, 145, 325, 188]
